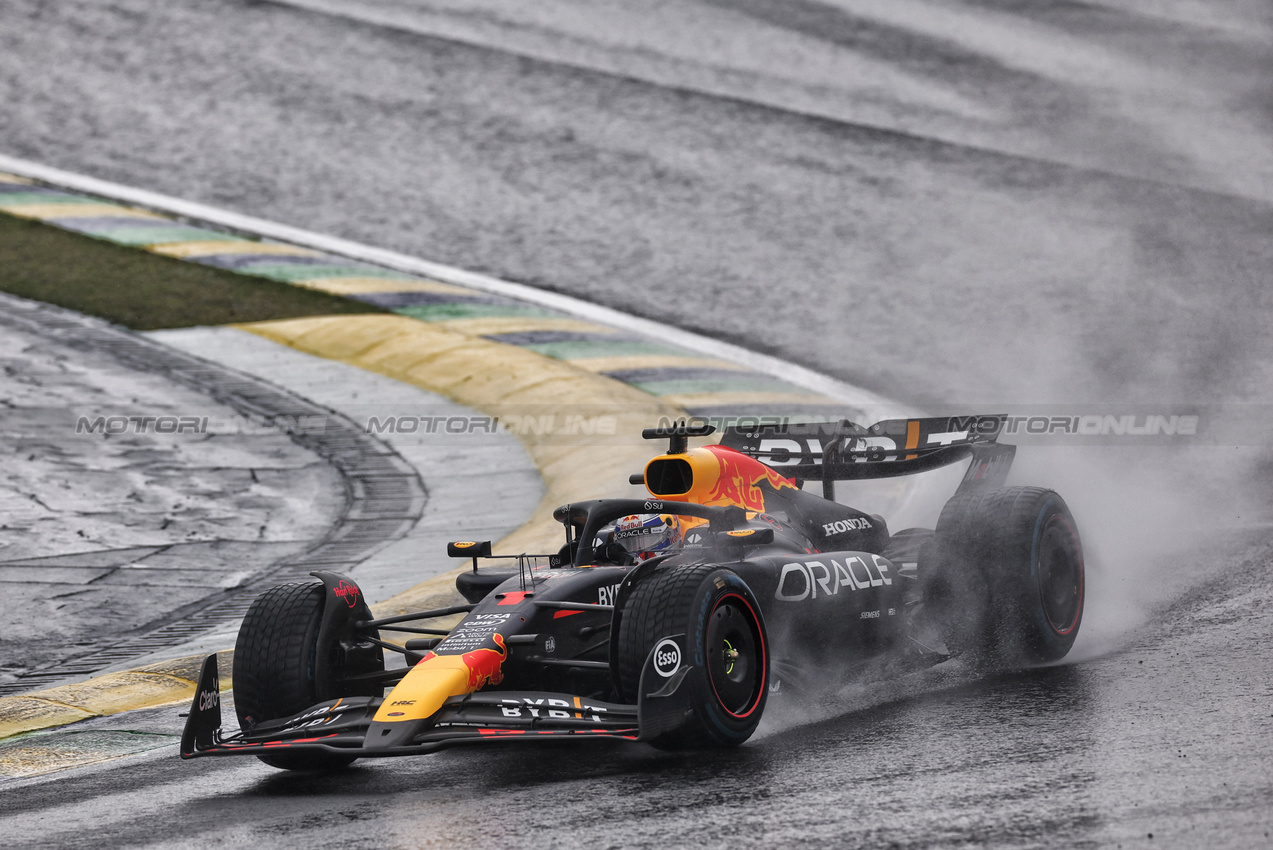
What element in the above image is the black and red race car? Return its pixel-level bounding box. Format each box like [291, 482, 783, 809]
[181, 417, 1084, 769]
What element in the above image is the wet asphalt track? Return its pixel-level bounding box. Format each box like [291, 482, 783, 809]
[1, 1, 1271, 846]
[3, 548, 1271, 850]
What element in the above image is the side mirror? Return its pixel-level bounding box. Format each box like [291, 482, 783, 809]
[447, 540, 492, 558]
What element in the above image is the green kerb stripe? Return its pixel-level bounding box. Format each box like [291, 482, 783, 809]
[0, 192, 102, 206]
[237, 263, 416, 282]
[395, 303, 561, 321]
[89, 226, 239, 246]
[524, 340, 691, 360]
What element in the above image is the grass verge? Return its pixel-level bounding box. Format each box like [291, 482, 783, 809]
[0, 212, 383, 329]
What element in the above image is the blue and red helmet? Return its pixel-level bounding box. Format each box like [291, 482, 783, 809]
[613, 513, 683, 560]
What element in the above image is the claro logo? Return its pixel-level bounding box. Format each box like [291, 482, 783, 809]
[198, 685, 220, 711]
[776, 556, 892, 601]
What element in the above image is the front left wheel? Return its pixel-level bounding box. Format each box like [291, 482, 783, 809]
[233, 581, 365, 770]
[617, 564, 769, 748]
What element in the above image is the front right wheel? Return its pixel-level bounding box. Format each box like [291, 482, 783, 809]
[617, 564, 769, 748]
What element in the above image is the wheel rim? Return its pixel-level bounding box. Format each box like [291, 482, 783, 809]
[706, 594, 765, 718]
[1036, 515, 1083, 634]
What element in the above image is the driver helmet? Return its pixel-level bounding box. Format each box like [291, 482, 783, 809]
[613, 513, 683, 560]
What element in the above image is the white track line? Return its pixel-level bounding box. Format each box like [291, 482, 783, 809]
[0, 153, 901, 412]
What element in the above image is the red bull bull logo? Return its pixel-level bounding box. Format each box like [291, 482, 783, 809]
[644, 445, 798, 512]
[705, 447, 796, 512]
[460, 632, 507, 690]
[374, 632, 509, 724]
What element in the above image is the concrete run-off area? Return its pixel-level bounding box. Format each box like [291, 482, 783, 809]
[0, 298, 342, 691]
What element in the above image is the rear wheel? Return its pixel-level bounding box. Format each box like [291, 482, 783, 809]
[617, 564, 769, 748]
[233, 582, 365, 770]
[923, 487, 1084, 665]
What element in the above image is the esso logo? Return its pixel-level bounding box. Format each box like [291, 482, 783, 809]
[652, 638, 681, 678]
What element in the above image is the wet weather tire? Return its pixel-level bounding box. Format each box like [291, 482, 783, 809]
[617, 564, 769, 748]
[924, 487, 1084, 665]
[233, 581, 357, 770]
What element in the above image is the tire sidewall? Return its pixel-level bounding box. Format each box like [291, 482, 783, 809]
[1020, 495, 1084, 661]
[685, 569, 769, 745]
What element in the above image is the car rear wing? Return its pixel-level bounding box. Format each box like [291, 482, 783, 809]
[716, 415, 1016, 498]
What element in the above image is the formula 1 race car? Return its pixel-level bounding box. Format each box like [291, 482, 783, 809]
[181, 417, 1084, 769]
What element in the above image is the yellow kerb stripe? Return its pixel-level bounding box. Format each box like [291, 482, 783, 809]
[291, 277, 472, 296]
[148, 241, 324, 259]
[0, 203, 164, 220]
